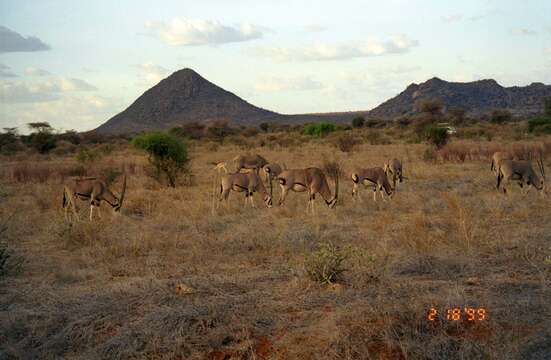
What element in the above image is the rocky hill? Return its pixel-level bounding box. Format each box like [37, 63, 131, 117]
[95, 68, 282, 134]
[368, 77, 551, 119]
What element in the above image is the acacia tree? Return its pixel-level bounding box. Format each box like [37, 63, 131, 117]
[132, 132, 189, 187]
[27, 122, 56, 153]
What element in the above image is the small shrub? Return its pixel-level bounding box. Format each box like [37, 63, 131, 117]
[490, 109, 512, 124]
[259, 122, 270, 132]
[335, 133, 358, 152]
[352, 117, 365, 128]
[76, 146, 100, 163]
[303, 121, 337, 137]
[132, 132, 190, 187]
[305, 242, 347, 284]
[204, 120, 235, 141]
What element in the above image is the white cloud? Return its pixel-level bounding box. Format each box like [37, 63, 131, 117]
[145, 18, 263, 46]
[252, 34, 418, 61]
[0, 77, 97, 103]
[135, 62, 170, 85]
[442, 14, 463, 23]
[512, 28, 536, 36]
[304, 24, 328, 33]
[254, 76, 323, 92]
[0, 26, 50, 53]
[2, 95, 123, 132]
[25, 67, 51, 76]
[0, 64, 17, 78]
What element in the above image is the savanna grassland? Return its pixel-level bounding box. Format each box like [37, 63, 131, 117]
[1, 129, 551, 359]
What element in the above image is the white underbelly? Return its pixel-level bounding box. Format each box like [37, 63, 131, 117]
[292, 184, 307, 192]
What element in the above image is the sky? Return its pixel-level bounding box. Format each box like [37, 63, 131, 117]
[0, 0, 550, 132]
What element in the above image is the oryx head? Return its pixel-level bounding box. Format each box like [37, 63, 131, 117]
[351, 173, 359, 196]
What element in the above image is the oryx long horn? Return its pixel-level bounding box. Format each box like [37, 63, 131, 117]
[119, 175, 127, 207]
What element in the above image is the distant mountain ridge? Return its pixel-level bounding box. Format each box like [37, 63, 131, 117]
[368, 77, 551, 119]
[95, 69, 551, 134]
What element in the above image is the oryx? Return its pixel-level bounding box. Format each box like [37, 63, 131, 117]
[351, 167, 393, 201]
[277, 167, 338, 214]
[219, 172, 273, 208]
[496, 158, 545, 196]
[233, 154, 269, 175]
[62, 175, 127, 221]
[383, 158, 403, 189]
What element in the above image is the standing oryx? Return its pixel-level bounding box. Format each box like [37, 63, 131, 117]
[496, 158, 545, 196]
[219, 172, 273, 208]
[62, 176, 126, 221]
[277, 167, 338, 214]
[233, 154, 269, 175]
[351, 167, 393, 201]
[383, 158, 403, 189]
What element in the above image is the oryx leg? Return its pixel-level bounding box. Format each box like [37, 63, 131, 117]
[379, 185, 386, 201]
[249, 191, 256, 208]
[278, 185, 289, 206]
[373, 188, 377, 202]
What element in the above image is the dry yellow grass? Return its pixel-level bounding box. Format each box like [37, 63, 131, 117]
[1, 138, 551, 359]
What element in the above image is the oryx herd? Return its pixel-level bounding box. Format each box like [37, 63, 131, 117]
[61, 150, 546, 221]
[212, 154, 401, 214]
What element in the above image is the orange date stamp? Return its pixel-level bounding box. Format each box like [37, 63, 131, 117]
[427, 306, 486, 322]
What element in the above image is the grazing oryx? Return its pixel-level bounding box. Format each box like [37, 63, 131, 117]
[351, 167, 393, 201]
[262, 163, 284, 197]
[63, 176, 126, 221]
[496, 158, 545, 196]
[233, 154, 269, 174]
[383, 158, 403, 189]
[490, 151, 513, 174]
[277, 168, 338, 213]
[219, 172, 273, 208]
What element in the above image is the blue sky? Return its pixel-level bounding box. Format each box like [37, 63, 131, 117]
[1, 0, 550, 132]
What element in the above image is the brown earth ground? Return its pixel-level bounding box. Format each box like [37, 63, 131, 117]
[1, 138, 551, 359]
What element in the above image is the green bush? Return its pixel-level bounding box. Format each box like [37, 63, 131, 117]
[76, 146, 100, 163]
[303, 121, 337, 137]
[305, 242, 347, 284]
[0, 128, 21, 154]
[425, 126, 449, 148]
[544, 97, 551, 117]
[132, 132, 189, 187]
[351, 117, 365, 128]
[528, 116, 551, 133]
